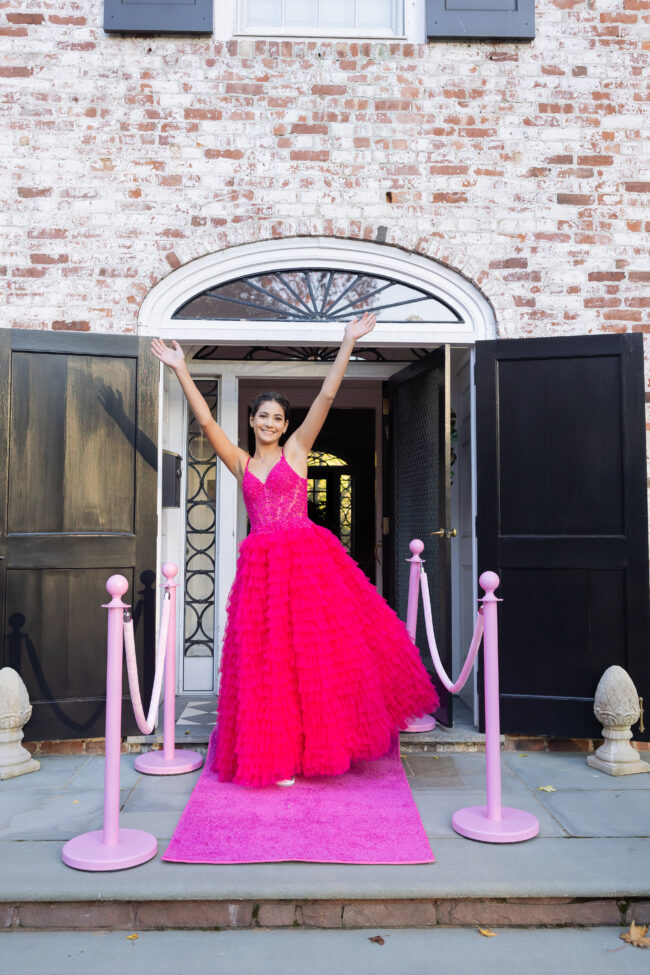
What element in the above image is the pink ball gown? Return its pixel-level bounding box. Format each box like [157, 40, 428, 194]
[213, 451, 439, 787]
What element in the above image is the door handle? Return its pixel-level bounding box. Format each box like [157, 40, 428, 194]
[430, 528, 457, 539]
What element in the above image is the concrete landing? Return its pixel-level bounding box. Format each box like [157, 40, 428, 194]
[0, 928, 648, 975]
[1, 750, 649, 930]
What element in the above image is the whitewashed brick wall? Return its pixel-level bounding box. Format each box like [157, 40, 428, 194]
[2, 0, 648, 358]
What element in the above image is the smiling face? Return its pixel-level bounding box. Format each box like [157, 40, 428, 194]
[250, 399, 289, 447]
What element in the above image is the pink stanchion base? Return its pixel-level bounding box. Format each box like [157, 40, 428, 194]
[403, 714, 437, 732]
[61, 828, 158, 871]
[134, 749, 204, 775]
[452, 805, 540, 844]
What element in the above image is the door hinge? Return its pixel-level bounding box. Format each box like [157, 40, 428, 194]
[382, 397, 390, 416]
[382, 516, 390, 535]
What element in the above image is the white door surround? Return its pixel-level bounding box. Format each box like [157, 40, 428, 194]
[145, 238, 497, 714]
[138, 237, 496, 348]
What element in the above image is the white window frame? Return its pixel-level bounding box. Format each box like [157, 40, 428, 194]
[215, 0, 425, 43]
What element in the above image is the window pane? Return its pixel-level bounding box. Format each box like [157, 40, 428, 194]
[358, 0, 393, 29]
[285, 0, 319, 26]
[320, 0, 355, 28]
[246, 0, 282, 26]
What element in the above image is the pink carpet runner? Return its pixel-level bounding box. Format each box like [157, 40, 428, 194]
[163, 730, 434, 864]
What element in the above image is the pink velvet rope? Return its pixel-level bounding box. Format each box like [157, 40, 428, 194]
[123, 590, 171, 736]
[420, 569, 484, 694]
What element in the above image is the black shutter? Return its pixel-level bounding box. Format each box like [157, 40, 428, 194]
[104, 0, 213, 34]
[475, 333, 650, 740]
[0, 328, 158, 740]
[426, 0, 534, 40]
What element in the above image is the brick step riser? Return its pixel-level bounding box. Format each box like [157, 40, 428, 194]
[3, 898, 649, 931]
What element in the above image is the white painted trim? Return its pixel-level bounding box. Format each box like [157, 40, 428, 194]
[214, 372, 240, 689]
[189, 361, 403, 380]
[469, 345, 479, 726]
[138, 237, 496, 348]
[213, 0, 424, 43]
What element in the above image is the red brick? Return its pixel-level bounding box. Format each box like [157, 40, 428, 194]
[625, 182, 650, 193]
[184, 109, 222, 120]
[578, 155, 614, 166]
[290, 150, 329, 162]
[18, 188, 52, 199]
[290, 123, 328, 134]
[432, 193, 468, 203]
[7, 13, 45, 23]
[225, 83, 264, 96]
[49, 15, 87, 24]
[557, 194, 594, 205]
[36, 739, 85, 753]
[430, 165, 469, 175]
[588, 271, 625, 281]
[204, 149, 244, 159]
[311, 85, 347, 95]
[629, 271, 650, 282]
[489, 258, 528, 269]
[0, 66, 33, 76]
[603, 310, 642, 321]
[30, 254, 69, 265]
[52, 321, 90, 332]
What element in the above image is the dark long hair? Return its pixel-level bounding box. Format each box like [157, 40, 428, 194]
[248, 391, 290, 422]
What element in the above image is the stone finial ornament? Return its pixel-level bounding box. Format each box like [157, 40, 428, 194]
[587, 665, 649, 776]
[0, 667, 40, 780]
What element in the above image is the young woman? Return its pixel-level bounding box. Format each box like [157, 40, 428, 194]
[151, 313, 438, 788]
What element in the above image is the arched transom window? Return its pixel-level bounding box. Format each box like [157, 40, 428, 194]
[174, 269, 463, 325]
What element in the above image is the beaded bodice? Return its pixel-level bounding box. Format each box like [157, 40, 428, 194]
[243, 453, 309, 534]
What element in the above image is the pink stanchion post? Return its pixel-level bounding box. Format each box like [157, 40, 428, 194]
[403, 539, 436, 733]
[451, 571, 540, 843]
[135, 562, 203, 775]
[61, 576, 158, 871]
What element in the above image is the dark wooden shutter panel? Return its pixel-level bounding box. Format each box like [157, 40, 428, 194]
[426, 0, 534, 40]
[1, 329, 158, 741]
[475, 333, 650, 740]
[104, 0, 213, 35]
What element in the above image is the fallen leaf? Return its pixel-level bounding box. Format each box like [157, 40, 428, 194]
[620, 921, 650, 948]
[518, 753, 528, 758]
[368, 936, 385, 945]
[72, 800, 79, 804]
[126, 933, 139, 941]
[537, 785, 556, 792]
[478, 928, 497, 937]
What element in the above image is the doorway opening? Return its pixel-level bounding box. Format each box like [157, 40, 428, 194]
[161, 348, 476, 729]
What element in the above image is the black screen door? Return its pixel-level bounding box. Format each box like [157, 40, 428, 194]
[385, 346, 452, 726]
[0, 329, 158, 740]
[476, 333, 650, 740]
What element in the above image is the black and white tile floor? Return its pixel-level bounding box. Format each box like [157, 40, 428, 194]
[175, 700, 216, 743]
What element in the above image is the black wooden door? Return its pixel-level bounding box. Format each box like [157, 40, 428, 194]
[0, 329, 158, 740]
[385, 347, 452, 726]
[476, 334, 650, 740]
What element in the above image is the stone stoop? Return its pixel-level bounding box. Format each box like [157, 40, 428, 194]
[2, 896, 649, 932]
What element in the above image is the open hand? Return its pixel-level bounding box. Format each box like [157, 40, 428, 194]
[344, 312, 376, 345]
[151, 338, 185, 370]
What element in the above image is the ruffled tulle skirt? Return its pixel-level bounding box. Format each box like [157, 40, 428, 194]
[213, 521, 439, 787]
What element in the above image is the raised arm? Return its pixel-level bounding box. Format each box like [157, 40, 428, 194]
[151, 339, 246, 479]
[286, 313, 376, 460]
